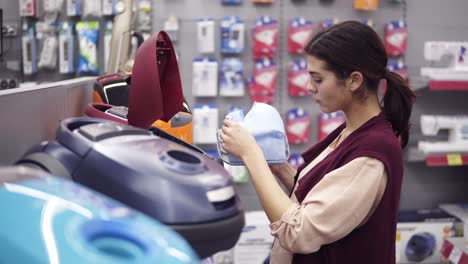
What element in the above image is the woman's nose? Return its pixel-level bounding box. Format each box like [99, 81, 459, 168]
[307, 79, 317, 93]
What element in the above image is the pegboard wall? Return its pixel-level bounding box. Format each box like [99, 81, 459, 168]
[153, 0, 404, 155]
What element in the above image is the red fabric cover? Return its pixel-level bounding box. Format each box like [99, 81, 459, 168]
[127, 31, 184, 128]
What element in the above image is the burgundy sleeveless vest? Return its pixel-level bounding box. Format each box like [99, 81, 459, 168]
[293, 112, 403, 264]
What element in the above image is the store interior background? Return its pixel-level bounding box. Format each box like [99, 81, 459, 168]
[0, 0, 467, 212]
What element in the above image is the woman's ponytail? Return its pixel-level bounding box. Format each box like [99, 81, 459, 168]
[382, 70, 416, 149]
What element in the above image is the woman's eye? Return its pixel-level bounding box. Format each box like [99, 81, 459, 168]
[313, 79, 322, 84]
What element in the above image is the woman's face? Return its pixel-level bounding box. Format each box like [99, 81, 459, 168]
[307, 55, 352, 113]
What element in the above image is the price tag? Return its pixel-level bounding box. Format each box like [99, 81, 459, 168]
[449, 247, 462, 263]
[447, 154, 463, 166]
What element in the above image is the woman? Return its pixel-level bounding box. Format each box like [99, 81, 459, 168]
[219, 21, 415, 264]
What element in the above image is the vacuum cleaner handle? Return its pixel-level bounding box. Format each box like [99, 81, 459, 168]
[149, 126, 224, 165]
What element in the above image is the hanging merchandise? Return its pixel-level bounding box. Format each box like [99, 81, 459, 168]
[103, 21, 112, 73]
[387, 58, 408, 80]
[164, 15, 179, 42]
[288, 59, 311, 97]
[59, 22, 74, 74]
[197, 19, 216, 54]
[223, 0, 243, 4]
[319, 18, 339, 31]
[136, 0, 152, 33]
[318, 111, 345, 141]
[354, 0, 379, 11]
[252, 16, 278, 60]
[22, 22, 38, 75]
[286, 108, 310, 144]
[253, 0, 273, 3]
[248, 58, 278, 104]
[193, 58, 218, 97]
[66, 0, 81, 16]
[82, 0, 101, 18]
[76, 21, 100, 74]
[102, 0, 117, 16]
[20, 0, 38, 17]
[43, 0, 63, 21]
[193, 104, 219, 144]
[37, 22, 58, 70]
[220, 58, 245, 97]
[361, 19, 374, 28]
[220, 16, 245, 55]
[288, 17, 313, 54]
[288, 153, 305, 170]
[385, 20, 408, 57]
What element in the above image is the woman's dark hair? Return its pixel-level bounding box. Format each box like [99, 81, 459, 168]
[305, 20, 415, 148]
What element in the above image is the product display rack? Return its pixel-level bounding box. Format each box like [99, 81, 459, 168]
[405, 148, 468, 167]
[429, 80, 468, 91]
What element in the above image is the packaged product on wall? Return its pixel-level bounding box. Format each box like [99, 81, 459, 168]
[82, 0, 101, 18]
[288, 59, 311, 97]
[223, 0, 243, 4]
[20, 0, 38, 17]
[193, 104, 219, 144]
[385, 20, 408, 56]
[37, 22, 58, 70]
[318, 111, 345, 141]
[220, 16, 245, 55]
[76, 21, 100, 74]
[66, 0, 81, 16]
[192, 58, 218, 97]
[288, 153, 305, 170]
[220, 58, 245, 97]
[136, 0, 152, 32]
[59, 22, 75, 74]
[252, 16, 278, 60]
[286, 108, 310, 144]
[319, 18, 339, 31]
[164, 15, 179, 42]
[288, 17, 313, 54]
[388, 59, 408, 80]
[248, 58, 278, 104]
[22, 22, 38, 75]
[354, 0, 379, 11]
[197, 18, 216, 54]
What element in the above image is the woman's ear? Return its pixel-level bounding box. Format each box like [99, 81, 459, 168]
[347, 71, 364, 92]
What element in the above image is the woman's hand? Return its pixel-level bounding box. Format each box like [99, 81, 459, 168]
[220, 119, 258, 160]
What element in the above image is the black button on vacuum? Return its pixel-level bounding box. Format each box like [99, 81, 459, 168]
[78, 122, 150, 141]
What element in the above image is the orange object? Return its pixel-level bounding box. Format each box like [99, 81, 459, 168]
[153, 112, 193, 144]
[253, 0, 273, 3]
[353, 0, 378, 11]
[92, 90, 104, 103]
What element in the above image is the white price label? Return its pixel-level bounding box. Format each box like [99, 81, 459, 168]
[449, 247, 462, 263]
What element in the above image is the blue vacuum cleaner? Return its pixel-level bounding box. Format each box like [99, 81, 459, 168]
[0, 166, 199, 263]
[17, 117, 245, 259]
[405, 232, 436, 262]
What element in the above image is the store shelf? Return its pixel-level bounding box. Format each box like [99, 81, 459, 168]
[429, 80, 468, 91]
[405, 147, 468, 166]
[440, 237, 468, 264]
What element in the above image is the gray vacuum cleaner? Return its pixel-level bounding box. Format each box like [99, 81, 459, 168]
[17, 117, 245, 258]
